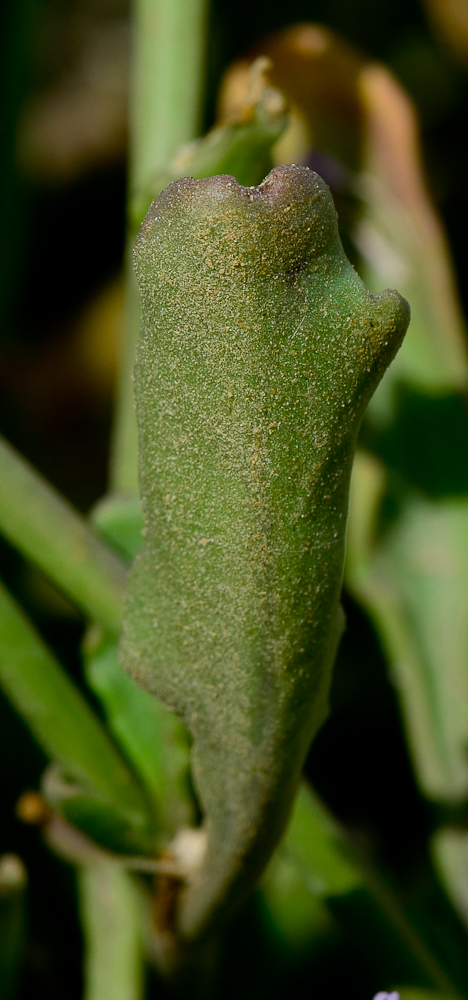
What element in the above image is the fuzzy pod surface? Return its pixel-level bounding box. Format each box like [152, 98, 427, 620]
[120, 164, 409, 940]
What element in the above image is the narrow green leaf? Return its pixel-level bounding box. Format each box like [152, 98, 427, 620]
[84, 631, 194, 838]
[0, 577, 155, 854]
[432, 827, 468, 931]
[92, 497, 144, 565]
[89, 499, 195, 839]
[260, 783, 360, 952]
[347, 452, 468, 803]
[275, 783, 361, 898]
[0, 435, 126, 636]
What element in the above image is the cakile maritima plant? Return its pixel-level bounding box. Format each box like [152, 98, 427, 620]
[120, 163, 410, 942]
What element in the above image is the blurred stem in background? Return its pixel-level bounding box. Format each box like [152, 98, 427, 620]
[79, 862, 143, 1000]
[130, 0, 209, 193]
[110, 0, 209, 497]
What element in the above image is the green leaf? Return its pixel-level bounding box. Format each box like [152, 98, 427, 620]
[432, 827, 468, 930]
[89, 499, 195, 840]
[262, 785, 460, 994]
[91, 497, 145, 565]
[0, 577, 155, 854]
[275, 783, 361, 898]
[121, 164, 409, 939]
[0, 435, 126, 636]
[84, 631, 194, 839]
[130, 69, 288, 228]
[347, 452, 468, 803]
[260, 783, 360, 952]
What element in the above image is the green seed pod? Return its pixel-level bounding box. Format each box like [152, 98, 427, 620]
[120, 164, 409, 940]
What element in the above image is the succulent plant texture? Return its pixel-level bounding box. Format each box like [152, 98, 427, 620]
[120, 164, 410, 940]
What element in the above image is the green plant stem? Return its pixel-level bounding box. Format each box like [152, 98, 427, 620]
[79, 863, 144, 1000]
[0, 576, 150, 831]
[130, 0, 209, 196]
[110, 0, 209, 496]
[0, 435, 126, 635]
